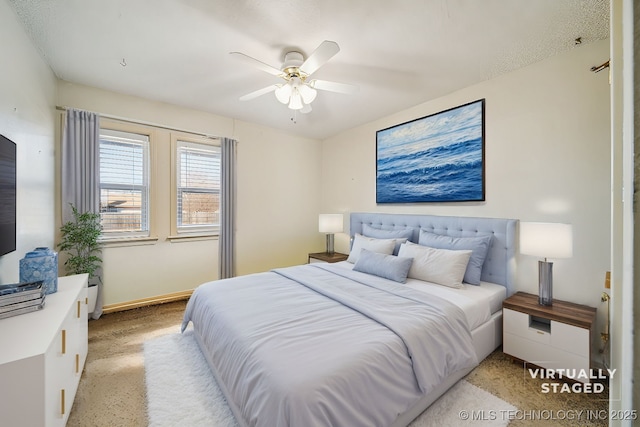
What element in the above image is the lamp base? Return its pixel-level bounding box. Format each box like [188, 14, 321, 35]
[325, 234, 335, 255]
[538, 260, 553, 306]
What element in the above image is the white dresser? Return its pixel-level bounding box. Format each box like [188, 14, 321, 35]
[0, 274, 89, 426]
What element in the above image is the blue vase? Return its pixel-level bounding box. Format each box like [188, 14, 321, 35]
[19, 247, 59, 294]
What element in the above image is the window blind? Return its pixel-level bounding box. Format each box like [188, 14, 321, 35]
[99, 129, 150, 237]
[176, 140, 220, 232]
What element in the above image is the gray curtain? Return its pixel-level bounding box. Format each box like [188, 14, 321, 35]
[61, 108, 103, 319]
[219, 137, 237, 279]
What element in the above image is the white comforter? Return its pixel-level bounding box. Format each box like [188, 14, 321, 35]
[182, 263, 478, 427]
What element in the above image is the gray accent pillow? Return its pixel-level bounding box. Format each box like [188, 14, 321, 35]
[362, 224, 413, 255]
[418, 230, 492, 285]
[352, 248, 413, 283]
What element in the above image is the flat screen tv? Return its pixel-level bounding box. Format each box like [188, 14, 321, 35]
[0, 134, 16, 256]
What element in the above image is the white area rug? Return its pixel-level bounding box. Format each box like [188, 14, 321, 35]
[144, 331, 516, 427]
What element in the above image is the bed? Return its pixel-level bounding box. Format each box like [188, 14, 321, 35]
[182, 212, 517, 427]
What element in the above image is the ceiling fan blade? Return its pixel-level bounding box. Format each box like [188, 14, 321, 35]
[309, 79, 359, 95]
[230, 52, 284, 77]
[299, 40, 340, 76]
[239, 84, 279, 101]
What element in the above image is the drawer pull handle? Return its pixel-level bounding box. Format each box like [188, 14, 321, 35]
[536, 331, 544, 335]
[76, 354, 80, 373]
[61, 389, 65, 415]
[61, 330, 66, 354]
[77, 300, 81, 318]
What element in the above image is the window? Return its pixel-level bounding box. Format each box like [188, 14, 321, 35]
[175, 139, 220, 234]
[99, 129, 150, 238]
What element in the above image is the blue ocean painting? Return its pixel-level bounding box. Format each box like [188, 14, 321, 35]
[376, 100, 484, 203]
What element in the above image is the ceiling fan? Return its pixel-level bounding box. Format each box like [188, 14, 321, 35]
[231, 40, 358, 114]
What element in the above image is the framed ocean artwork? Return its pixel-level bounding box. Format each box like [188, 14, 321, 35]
[376, 99, 485, 203]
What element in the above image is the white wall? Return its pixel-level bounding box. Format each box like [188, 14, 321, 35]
[57, 82, 322, 305]
[321, 40, 611, 359]
[233, 120, 324, 276]
[0, 0, 58, 283]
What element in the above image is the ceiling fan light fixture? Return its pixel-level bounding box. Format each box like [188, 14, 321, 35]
[275, 83, 291, 104]
[233, 40, 358, 113]
[277, 77, 312, 110]
[298, 84, 317, 104]
[288, 91, 304, 110]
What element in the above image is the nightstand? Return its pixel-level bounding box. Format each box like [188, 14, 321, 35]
[502, 292, 596, 383]
[308, 252, 348, 264]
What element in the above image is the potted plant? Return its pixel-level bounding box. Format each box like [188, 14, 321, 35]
[58, 204, 102, 314]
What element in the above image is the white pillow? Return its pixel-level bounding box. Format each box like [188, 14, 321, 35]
[397, 241, 472, 289]
[347, 234, 396, 263]
[418, 230, 492, 285]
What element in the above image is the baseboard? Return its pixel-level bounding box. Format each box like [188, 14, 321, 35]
[102, 290, 193, 314]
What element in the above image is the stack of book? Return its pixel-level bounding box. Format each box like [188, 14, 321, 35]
[0, 281, 46, 320]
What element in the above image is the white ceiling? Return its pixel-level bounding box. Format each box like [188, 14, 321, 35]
[9, 0, 609, 140]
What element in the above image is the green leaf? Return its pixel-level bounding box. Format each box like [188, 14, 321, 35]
[57, 203, 103, 280]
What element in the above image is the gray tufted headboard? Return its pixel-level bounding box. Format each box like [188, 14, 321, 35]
[350, 212, 517, 295]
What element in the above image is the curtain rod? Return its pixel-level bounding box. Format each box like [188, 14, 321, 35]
[56, 105, 227, 140]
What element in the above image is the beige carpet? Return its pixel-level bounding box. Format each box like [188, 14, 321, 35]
[68, 300, 609, 427]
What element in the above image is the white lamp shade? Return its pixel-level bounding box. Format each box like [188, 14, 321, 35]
[520, 222, 573, 259]
[319, 214, 343, 233]
[298, 84, 317, 104]
[275, 83, 291, 104]
[288, 91, 303, 110]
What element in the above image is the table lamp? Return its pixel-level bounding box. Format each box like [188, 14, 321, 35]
[519, 222, 573, 306]
[318, 214, 343, 255]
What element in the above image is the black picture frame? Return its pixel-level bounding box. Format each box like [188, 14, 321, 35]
[376, 99, 485, 203]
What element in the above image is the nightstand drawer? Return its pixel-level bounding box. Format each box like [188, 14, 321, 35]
[503, 308, 550, 345]
[550, 321, 590, 357]
[503, 333, 590, 373]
